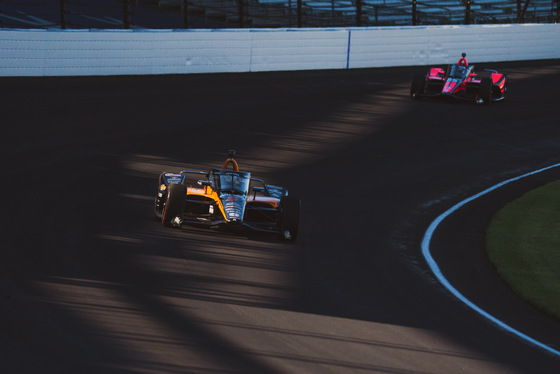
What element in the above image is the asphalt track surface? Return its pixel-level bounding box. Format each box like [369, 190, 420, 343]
[1, 60, 560, 373]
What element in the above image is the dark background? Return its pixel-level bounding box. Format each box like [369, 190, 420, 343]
[1, 60, 560, 373]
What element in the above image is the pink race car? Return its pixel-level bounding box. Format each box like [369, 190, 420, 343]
[411, 53, 508, 105]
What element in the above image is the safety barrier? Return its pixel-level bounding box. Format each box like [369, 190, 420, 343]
[1, 24, 559, 76]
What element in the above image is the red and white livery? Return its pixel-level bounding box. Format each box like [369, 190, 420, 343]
[411, 53, 508, 105]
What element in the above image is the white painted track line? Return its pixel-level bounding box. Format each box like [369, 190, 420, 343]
[421, 163, 560, 357]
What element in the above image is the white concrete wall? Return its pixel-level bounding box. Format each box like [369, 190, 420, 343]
[1, 24, 559, 76]
[250, 29, 349, 72]
[349, 24, 560, 68]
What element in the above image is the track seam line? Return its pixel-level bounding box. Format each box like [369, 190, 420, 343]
[421, 162, 560, 357]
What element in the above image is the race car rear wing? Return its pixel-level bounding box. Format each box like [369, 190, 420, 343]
[250, 178, 288, 199]
[162, 171, 289, 198]
[160, 172, 185, 186]
[180, 170, 209, 187]
[159, 170, 209, 188]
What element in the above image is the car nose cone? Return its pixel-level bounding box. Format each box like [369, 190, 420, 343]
[222, 193, 246, 222]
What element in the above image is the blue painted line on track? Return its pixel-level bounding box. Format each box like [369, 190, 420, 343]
[421, 162, 560, 357]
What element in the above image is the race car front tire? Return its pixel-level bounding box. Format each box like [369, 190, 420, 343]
[479, 77, 492, 105]
[162, 183, 186, 228]
[410, 74, 425, 99]
[279, 196, 300, 241]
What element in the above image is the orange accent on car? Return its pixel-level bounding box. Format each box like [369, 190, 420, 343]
[187, 187, 227, 220]
[247, 196, 279, 209]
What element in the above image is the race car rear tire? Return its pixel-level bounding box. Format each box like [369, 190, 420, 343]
[479, 77, 492, 105]
[154, 193, 164, 219]
[500, 76, 508, 100]
[410, 74, 425, 99]
[279, 196, 300, 241]
[162, 183, 186, 228]
[154, 182, 166, 219]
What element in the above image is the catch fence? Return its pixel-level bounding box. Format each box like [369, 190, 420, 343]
[0, 0, 558, 29]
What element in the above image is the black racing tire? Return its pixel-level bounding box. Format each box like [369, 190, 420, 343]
[278, 196, 300, 241]
[154, 188, 166, 219]
[154, 173, 168, 219]
[161, 183, 186, 228]
[501, 76, 508, 100]
[410, 74, 425, 99]
[479, 77, 492, 105]
[154, 198, 164, 220]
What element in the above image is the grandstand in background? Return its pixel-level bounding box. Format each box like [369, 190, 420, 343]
[0, 0, 558, 29]
[166, 0, 559, 27]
